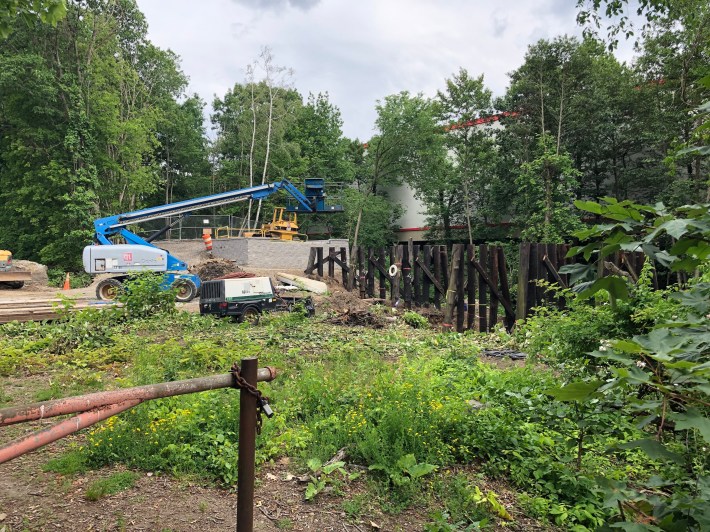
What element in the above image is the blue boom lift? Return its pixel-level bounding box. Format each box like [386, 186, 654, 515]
[83, 178, 342, 302]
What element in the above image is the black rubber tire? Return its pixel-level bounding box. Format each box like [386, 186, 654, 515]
[241, 306, 261, 325]
[173, 279, 198, 303]
[96, 278, 123, 301]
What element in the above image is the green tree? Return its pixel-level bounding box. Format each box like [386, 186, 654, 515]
[0, 0, 203, 268]
[0, 0, 66, 38]
[633, 0, 709, 204]
[515, 135, 583, 242]
[349, 92, 440, 251]
[211, 59, 302, 230]
[424, 69, 499, 242]
[289, 92, 353, 182]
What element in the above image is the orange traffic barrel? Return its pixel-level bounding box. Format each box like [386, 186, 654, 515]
[202, 233, 213, 251]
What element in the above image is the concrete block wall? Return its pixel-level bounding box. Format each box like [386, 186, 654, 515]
[157, 238, 349, 270]
[213, 238, 349, 269]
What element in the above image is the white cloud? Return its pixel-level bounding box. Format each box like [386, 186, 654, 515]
[136, 0, 635, 140]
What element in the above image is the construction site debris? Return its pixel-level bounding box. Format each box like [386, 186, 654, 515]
[480, 349, 527, 360]
[276, 273, 327, 294]
[189, 258, 243, 281]
[215, 272, 256, 280]
[326, 309, 388, 328]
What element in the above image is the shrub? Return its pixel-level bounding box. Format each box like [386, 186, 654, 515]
[118, 273, 177, 318]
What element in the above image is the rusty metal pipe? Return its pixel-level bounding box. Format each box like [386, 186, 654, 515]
[0, 399, 140, 464]
[237, 357, 258, 532]
[0, 367, 277, 427]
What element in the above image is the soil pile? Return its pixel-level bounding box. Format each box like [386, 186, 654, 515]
[190, 258, 243, 281]
[13, 260, 49, 286]
[326, 308, 389, 328]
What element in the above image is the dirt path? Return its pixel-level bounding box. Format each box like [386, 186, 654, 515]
[0, 440, 425, 531]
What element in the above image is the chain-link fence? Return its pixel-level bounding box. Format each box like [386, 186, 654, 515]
[136, 215, 249, 241]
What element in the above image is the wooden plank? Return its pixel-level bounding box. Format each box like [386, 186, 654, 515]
[440, 246, 449, 297]
[517, 243, 531, 320]
[542, 254, 568, 289]
[467, 244, 476, 331]
[422, 245, 432, 307]
[497, 247, 515, 331]
[367, 248, 375, 297]
[329, 253, 350, 274]
[341, 248, 349, 288]
[456, 245, 466, 333]
[470, 254, 516, 318]
[328, 247, 336, 279]
[414, 256, 446, 296]
[305, 248, 316, 274]
[526, 243, 538, 316]
[559, 244, 570, 289]
[391, 245, 402, 303]
[413, 244, 421, 306]
[358, 246, 366, 297]
[378, 247, 387, 299]
[535, 244, 546, 307]
[443, 244, 462, 329]
[316, 247, 324, 277]
[543, 253, 568, 289]
[403, 243, 412, 309]
[433, 246, 442, 309]
[478, 244, 488, 333]
[489, 246, 499, 328]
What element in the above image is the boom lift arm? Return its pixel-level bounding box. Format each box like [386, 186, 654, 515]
[84, 178, 342, 302]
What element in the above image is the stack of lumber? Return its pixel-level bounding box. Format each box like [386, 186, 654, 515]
[0, 298, 115, 324]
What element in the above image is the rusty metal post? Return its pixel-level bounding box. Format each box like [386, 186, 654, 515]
[237, 357, 258, 532]
[0, 400, 140, 464]
[1, 369, 276, 427]
[0, 367, 277, 466]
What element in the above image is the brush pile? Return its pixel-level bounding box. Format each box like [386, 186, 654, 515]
[190, 258, 244, 281]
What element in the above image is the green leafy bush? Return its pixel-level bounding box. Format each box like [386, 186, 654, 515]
[118, 273, 177, 318]
[403, 310, 429, 328]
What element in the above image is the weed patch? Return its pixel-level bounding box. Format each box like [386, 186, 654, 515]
[84, 471, 139, 501]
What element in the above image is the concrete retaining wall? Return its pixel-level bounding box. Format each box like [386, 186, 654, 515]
[156, 238, 349, 270]
[213, 238, 349, 269]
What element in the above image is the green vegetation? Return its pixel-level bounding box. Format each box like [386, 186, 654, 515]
[84, 471, 139, 501]
[2, 195, 709, 528]
[1, 0, 707, 270]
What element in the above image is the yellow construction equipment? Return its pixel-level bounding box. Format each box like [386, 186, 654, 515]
[0, 250, 31, 289]
[244, 208, 307, 241]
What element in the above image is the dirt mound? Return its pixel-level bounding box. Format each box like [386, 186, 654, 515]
[13, 260, 49, 286]
[326, 308, 390, 328]
[190, 258, 243, 281]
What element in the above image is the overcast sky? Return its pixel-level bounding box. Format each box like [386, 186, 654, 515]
[136, 0, 636, 141]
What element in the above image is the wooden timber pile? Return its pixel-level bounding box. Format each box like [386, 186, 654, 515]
[0, 298, 117, 324]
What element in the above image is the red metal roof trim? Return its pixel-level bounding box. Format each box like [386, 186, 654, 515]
[444, 111, 519, 132]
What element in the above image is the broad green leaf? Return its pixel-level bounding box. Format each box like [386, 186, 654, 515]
[574, 200, 603, 214]
[307, 458, 322, 472]
[395, 453, 417, 471]
[670, 408, 710, 443]
[544, 380, 602, 401]
[618, 439, 683, 463]
[611, 340, 645, 354]
[578, 276, 629, 301]
[407, 462, 438, 479]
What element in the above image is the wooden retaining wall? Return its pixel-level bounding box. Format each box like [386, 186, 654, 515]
[305, 242, 660, 333]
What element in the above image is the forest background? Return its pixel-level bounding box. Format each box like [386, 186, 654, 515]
[0, 0, 707, 270]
